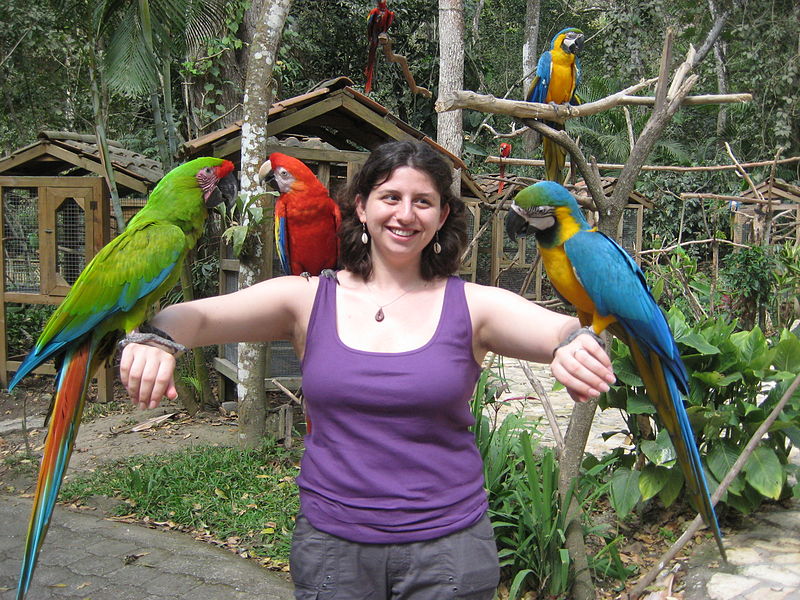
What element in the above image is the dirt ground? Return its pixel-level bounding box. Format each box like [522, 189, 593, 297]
[0, 376, 711, 598]
[0, 377, 240, 493]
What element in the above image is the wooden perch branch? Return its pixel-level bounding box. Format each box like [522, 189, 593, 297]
[435, 86, 749, 123]
[378, 33, 432, 98]
[484, 155, 800, 173]
[522, 119, 605, 208]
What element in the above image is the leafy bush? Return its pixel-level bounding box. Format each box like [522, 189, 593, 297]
[6, 303, 56, 357]
[471, 367, 633, 598]
[602, 307, 800, 519]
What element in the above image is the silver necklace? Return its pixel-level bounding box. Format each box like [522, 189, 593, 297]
[364, 281, 422, 322]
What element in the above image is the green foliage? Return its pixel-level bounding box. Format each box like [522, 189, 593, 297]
[62, 439, 301, 565]
[220, 190, 272, 258]
[647, 245, 800, 335]
[602, 308, 800, 519]
[179, 0, 249, 128]
[471, 367, 634, 597]
[719, 245, 775, 329]
[5, 304, 56, 357]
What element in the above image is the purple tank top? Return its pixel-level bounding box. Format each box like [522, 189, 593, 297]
[298, 275, 487, 543]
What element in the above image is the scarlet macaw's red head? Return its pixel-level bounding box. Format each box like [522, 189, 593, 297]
[499, 142, 512, 158]
[257, 152, 326, 196]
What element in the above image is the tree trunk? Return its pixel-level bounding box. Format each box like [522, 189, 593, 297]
[707, 0, 729, 136]
[521, 0, 541, 158]
[522, 0, 541, 94]
[236, 0, 292, 449]
[437, 0, 464, 196]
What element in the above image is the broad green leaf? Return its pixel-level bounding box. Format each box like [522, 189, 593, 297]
[657, 466, 684, 507]
[773, 331, 800, 374]
[626, 394, 656, 415]
[731, 328, 771, 370]
[692, 371, 742, 387]
[651, 277, 664, 302]
[744, 446, 784, 500]
[614, 359, 644, 388]
[640, 429, 677, 467]
[678, 332, 720, 355]
[508, 569, 534, 600]
[707, 442, 738, 482]
[708, 442, 743, 495]
[610, 468, 641, 519]
[639, 465, 668, 501]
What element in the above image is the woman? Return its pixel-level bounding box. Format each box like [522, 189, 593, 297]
[120, 140, 615, 599]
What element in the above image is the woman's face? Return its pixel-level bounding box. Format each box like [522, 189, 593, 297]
[356, 166, 450, 265]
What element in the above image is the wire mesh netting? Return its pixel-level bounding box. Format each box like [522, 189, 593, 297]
[55, 197, 86, 285]
[3, 187, 40, 293]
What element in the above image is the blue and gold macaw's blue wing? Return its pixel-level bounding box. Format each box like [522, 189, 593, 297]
[564, 230, 725, 561]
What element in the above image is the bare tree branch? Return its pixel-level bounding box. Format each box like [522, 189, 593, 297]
[629, 373, 800, 599]
[518, 360, 565, 453]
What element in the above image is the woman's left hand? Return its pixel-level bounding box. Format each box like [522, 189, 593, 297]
[550, 333, 616, 404]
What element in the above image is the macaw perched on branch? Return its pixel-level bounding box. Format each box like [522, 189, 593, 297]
[498, 142, 513, 195]
[9, 157, 238, 599]
[505, 181, 727, 561]
[258, 153, 340, 278]
[526, 27, 584, 184]
[364, 0, 395, 94]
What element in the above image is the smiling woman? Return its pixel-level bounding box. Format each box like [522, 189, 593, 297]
[118, 140, 616, 600]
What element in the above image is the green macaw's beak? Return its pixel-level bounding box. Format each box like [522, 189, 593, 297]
[205, 172, 238, 209]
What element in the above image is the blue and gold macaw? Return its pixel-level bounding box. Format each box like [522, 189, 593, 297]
[526, 27, 584, 184]
[505, 181, 726, 560]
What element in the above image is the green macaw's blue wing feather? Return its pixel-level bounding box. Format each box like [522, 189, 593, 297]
[8, 221, 186, 389]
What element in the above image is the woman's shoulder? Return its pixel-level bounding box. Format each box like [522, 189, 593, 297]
[464, 280, 520, 303]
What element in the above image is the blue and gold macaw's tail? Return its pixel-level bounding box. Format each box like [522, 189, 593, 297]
[15, 339, 97, 600]
[613, 323, 726, 561]
[543, 137, 567, 184]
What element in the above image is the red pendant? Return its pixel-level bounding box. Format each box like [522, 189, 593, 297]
[375, 308, 385, 322]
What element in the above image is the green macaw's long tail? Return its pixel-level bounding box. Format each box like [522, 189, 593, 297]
[16, 339, 98, 599]
[625, 332, 727, 561]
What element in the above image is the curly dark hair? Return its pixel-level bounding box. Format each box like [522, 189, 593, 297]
[337, 140, 467, 281]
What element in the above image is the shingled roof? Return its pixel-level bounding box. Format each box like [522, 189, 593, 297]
[0, 131, 162, 195]
[183, 77, 486, 201]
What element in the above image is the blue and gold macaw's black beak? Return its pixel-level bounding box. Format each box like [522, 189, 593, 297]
[563, 32, 585, 55]
[505, 203, 530, 242]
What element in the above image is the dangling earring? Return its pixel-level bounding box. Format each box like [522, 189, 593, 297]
[361, 223, 369, 245]
[433, 231, 442, 255]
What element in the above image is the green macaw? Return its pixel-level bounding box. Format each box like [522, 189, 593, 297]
[506, 181, 726, 560]
[8, 157, 238, 599]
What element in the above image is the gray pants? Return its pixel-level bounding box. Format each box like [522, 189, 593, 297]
[290, 513, 500, 599]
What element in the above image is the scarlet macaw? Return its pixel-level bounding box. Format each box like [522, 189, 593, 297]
[9, 157, 237, 599]
[526, 27, 584, 184]
[498, 142, 513, 195]
[364, 0, 395, 94]
[505, 181, 726, 560]
[258, 153, 340, 278]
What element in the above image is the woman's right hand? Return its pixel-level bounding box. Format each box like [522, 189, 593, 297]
[119, 343, 178, 410]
